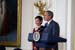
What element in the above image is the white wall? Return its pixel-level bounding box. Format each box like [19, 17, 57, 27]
[52, 0, 67, 50]
[21, 0, 34, 50]
[66, 0, 72, 50]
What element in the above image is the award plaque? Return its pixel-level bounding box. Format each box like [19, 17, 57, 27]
[33, 32, 40, 42]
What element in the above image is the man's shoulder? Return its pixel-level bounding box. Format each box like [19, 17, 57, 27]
[51, 20, 59, 26]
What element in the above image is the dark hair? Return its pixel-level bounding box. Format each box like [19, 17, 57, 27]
[35, 16, 43, 21]
[46, 10, 54, 18]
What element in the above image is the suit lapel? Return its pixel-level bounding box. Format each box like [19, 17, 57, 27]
[44, 20, 53, 32]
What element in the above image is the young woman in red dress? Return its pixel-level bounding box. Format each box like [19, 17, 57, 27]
[33, 16, 44, 50]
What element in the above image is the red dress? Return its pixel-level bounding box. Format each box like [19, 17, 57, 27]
[32, 26, 44, 50]
[33, 28, 38, 50]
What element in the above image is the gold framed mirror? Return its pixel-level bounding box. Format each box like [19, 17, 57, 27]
[0, 0, 22, 47]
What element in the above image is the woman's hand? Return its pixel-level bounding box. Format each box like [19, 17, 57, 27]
[34, 46, 37, 50]
[51, 48, 54, 50]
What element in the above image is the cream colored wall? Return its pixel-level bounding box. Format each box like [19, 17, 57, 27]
[71, 0, 75, 50]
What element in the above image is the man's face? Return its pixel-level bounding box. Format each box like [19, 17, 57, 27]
[44, 12, 51, 21]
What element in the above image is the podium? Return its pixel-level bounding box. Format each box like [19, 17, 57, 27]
[28, 33, 67, 50]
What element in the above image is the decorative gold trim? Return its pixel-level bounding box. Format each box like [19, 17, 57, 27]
[0, 0, 22, 47]
[17, 0, 22, 47]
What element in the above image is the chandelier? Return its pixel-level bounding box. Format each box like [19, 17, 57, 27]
[34, 0, 52, 16]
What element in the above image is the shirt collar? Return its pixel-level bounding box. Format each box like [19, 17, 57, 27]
[47, 19, 52, 25]
[35, 25, 41, 31]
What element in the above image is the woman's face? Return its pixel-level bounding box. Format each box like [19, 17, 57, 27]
[35, 18, 42, 26]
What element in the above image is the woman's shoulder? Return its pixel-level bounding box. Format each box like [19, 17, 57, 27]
[40, 25, 44, 28]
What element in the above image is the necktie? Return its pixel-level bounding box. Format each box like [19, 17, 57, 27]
[45, 23, 48, 28]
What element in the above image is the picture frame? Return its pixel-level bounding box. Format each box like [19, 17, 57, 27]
[0, 0, 22, 47]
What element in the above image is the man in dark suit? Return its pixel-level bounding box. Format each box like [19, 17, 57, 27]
[43, 10, 60, 50]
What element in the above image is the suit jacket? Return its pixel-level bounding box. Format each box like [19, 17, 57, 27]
[43, 20, 60, 50]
